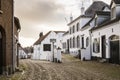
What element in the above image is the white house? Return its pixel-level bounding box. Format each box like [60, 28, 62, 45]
[66, 1, 109, 60]
[61, 31, 70, 53]
[90, 0, 120, 64]
[19, 46, 27, 59]
[32, 31, 65, 61]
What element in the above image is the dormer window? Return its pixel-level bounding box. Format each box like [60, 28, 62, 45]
[111, 7, 116, 19]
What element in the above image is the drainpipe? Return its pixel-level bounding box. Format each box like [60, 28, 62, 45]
[12, 0, 14, 74]
[89, 30, 92, 60]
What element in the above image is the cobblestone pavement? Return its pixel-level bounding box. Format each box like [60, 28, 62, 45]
[20, 54, 120, 80]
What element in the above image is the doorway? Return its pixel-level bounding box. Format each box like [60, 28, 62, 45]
[109, 35, 119, 64]
[101, 35, 106, 58]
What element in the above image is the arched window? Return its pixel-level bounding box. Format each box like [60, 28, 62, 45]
[93, 38, 100, 53]
[81, 37, 84, 48]
[76, 23, 79, 31]
[70, 38, 71, 48]
[77, 36, 80, 48]
[86, 37, 89, 47]
[73, 25, 75, 33]
[70, 38, 73, 48]
[73, 37, 75, 48]
[109, 35, 119, 41]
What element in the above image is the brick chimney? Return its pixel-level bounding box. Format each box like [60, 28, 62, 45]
[39, 32, 43, 37]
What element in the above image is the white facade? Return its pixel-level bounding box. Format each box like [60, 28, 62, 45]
[61, 31, 70, 53]
[68, 16, 91, 60]
[19, 48, 27, 59]
[91, 19, 120, 58]
[32, 31, 65, 61]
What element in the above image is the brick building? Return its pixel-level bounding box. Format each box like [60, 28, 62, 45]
[0, 0, 21, 75]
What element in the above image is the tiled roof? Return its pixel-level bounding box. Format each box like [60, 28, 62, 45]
[33, 31, 51, 45]
[67, 15, 91, 26]
[95, 11, 110, 15]
[33, 31, 65, 45]
[90, 17, 120, 31]
[85, 1, 109, 17]
[54, 31, 66, 34]
[81, 11, 110, 30]
[63, 31, 69, 36]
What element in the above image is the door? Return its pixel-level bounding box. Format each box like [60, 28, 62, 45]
[78, 50, 81, 59]
[110, 40, 119, 64]
[67, 39, 69, 53]
[101, 36, 106, 58]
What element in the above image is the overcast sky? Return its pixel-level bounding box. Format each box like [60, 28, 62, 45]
[14, 0, 111, 47]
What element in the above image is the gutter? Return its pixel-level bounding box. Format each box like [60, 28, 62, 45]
[12, 0, 15, 73]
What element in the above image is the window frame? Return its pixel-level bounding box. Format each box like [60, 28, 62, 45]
[93, 38, 100, 53]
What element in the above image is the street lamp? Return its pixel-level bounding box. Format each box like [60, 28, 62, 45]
[50, 39, 56, 62]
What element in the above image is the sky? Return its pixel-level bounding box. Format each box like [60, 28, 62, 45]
[14, 0, 111, 47]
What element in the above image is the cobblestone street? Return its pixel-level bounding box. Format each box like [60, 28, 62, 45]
[19, 54, 120, 80]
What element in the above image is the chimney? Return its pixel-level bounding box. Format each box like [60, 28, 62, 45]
[39, 32, 43, 37]
[81, 1, 85, 15]
[70, 13, 73, 22]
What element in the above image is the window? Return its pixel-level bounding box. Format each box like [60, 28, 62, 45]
[86, 37, 89, 47]
[70, 38, 72, 48]
[81, 37, 84, 48]
[69, 27, 71, 34]
[62, 42, 66, 49]
[76, 23, 79, 31]
[93, 38, 100, 53]
[73, 37, 75, 48]
[77, 36, 80, 48]
[73, 25, 75, 33]
[43, 44, 51, 51]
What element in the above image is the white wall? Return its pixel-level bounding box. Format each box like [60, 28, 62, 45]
[33, 31, 64, 61]
[91, 21, 120, 58]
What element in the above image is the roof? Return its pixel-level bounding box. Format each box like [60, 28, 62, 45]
[54, 31, 66, 34]
[95, 11, 110, 16]
[33, 31, 65, 45]
[33, 31, 51, 45]
[81, 11, 110, 30]
[67, 15, 91, 26]
[110, 0, 120, 7]
[90, 17, 120, 31]
[85, 1, 109, 17]
[14, 17, 21, 30]
[63, 31, 69, 36]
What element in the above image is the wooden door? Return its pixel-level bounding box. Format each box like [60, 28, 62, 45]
[110, 40, 119, 64]
[67, 39, 69, 53]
